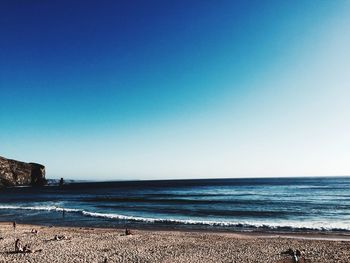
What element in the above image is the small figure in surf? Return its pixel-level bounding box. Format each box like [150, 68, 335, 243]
[59, 178, 64, 187]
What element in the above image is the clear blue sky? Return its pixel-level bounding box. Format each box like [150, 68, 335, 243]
[1, 0, 349, 180]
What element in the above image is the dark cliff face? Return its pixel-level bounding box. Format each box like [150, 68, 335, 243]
[0, 156, 46, 187]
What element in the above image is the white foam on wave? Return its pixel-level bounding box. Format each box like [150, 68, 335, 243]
[0, 205, 79, 213]
[1, 205, 350, 231]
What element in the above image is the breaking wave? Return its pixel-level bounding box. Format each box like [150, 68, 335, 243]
[0, 205, 349, 232]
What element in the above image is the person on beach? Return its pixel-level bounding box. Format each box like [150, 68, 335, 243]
[15, 239, 23, 252]
[15, 239, 42, 254]
[280, 248, 303, 263]
[13, 221, 16, 231]
[31, 228, 39, 234]
[125, 228, 132, 236]
[54, 234, 68, 241]
[22, 244, 40, 253]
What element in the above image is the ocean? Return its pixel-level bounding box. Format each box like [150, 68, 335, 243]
[0, 177, 349, 233]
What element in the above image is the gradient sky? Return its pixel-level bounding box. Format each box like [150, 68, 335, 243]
[1, 0, 349, 180]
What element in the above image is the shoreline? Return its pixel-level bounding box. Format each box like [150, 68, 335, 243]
[2, 221, 350, 242]
[1, 222, 350, 262]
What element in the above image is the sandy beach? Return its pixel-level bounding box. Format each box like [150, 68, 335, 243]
[0, 222, 349, 263]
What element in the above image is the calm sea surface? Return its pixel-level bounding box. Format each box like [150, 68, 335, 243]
[0, 177, 349, 232]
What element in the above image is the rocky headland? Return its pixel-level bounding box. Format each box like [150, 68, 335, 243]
[0, 156, 46, 187]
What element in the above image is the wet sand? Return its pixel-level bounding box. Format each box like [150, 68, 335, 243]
[0, 222, 349, 262]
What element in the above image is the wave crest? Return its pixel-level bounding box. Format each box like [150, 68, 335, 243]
[0, 205, 349, 232]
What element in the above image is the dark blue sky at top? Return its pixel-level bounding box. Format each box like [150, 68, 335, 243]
[0, 0, 336, 133]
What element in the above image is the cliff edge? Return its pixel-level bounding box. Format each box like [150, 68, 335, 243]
[0, 156, 46, 187]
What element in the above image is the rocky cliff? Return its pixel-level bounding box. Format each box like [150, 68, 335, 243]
[0, 156, 46, 187]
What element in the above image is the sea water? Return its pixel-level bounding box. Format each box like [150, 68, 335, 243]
[0, 177, 349, 233]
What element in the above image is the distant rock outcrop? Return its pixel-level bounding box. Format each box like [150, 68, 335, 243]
[0, 156, 46, 187]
